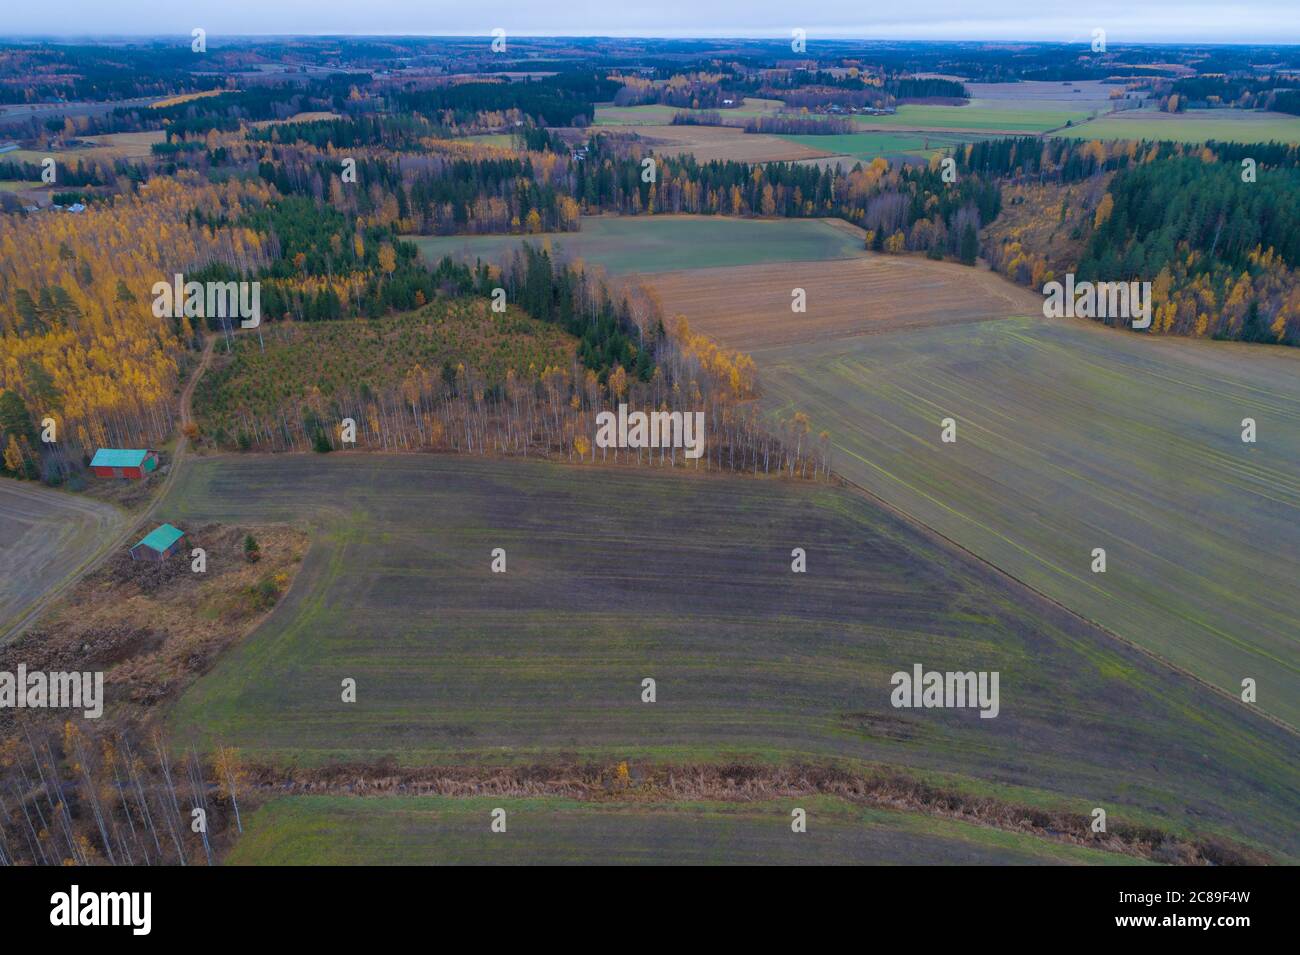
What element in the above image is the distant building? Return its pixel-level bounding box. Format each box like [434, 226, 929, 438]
[67, 203, 86, 213]
[130, 523, 186, 562]
[90, 448, 159, 479]
[0, 142, 18, 154]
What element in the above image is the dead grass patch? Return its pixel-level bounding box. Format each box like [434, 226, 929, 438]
[0, 522, 308, 727]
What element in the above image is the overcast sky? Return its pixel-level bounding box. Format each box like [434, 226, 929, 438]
[4, 1, 1298, 44]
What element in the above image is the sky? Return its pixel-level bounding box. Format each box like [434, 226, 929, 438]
[3, 1, 1298, 44]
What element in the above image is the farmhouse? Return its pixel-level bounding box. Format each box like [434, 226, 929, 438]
[90, 448, 158, 479]
[130, 523, 186, 562]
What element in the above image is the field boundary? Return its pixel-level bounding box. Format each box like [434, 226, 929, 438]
[232, 758, 1274, 865]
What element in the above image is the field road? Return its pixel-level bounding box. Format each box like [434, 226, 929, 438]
[0, 336, 216, 644]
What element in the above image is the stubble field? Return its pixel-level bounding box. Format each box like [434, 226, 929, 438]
[622, 123, 837, 163]
[648, 253, 1043, 348]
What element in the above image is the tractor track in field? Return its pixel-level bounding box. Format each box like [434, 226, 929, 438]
[0, 336, 216, 645]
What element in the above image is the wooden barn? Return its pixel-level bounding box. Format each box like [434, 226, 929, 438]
[130, 523, 186, 562]
[90, 448, 158, 479]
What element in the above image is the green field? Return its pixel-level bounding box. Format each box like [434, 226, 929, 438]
[777, 131, 983, 163]
[753, 316, 1300, 728]
[459, 133, 516, 148]
[851, 102, 1090, 133]
[596, 104, 696, 125]
[226, 795, 1149, 865]
[596, 98, 1088, 136]
[409, 215, 866, 275]
[159, 454, 1298, 856]
[1061, 109, 1300, 143]
[595, 98, 784, 126]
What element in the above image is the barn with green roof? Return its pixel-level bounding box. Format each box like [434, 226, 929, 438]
[130, 523, 187, 562]
[90, 448, 159, 479]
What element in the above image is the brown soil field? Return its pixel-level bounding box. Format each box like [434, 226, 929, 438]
[648, 249, 1044, 349]
[631, 124, 835, 163]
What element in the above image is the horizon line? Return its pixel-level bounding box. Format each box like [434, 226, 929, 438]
[3, 33, 1300, 47]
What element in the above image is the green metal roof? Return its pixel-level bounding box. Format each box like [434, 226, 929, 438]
[91, 448, 150, 468]
[135, 523, 185, 553]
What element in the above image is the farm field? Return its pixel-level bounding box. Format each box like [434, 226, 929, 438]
[409, 215, 867, 275]
[226, 795, 1149, 865]
[159, 454, 1299, 857]
[149, 89, 228, 109]
[594, 104, 684, 125]
[457, 132, 516, 148]
[0, 480, 124, 637]
[964, 80, 1118, 112]
[600, 118, 980, 166]
[75, 129, 165, 159]
[775, 130, 982, 163]
[1062, 108, 1300, 143]
[648, 254, 1043, 348]
[625, 123, 835, 163]
[249, 110, 343, 129]
[747, 316, 1300, 727]
[0, 96, 158, 129]
[5, 130, 166, 164]
[594, 97, 784, 126]
[0, 147, 58, 164]
[850, 102, 1091, 134]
